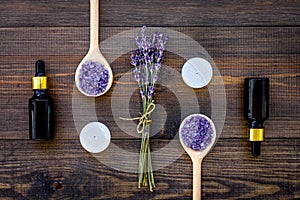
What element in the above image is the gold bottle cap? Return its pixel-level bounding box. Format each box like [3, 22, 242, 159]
[32, 76, 47, 90]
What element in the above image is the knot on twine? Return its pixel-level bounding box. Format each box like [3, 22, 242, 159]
[120, 100, 156, 134]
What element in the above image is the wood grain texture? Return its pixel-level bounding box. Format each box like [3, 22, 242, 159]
[0, 0, 299, 199]
[0, 27, 299, 139]
[0, 139, 298, 199]
[0, 0, 300, 27]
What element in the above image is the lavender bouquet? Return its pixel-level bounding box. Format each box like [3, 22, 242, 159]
[130, 26, 168, 191]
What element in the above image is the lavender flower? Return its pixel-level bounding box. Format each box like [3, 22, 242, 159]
[130, 25, 168, 99]
[147, 86, 155, 98]
[181, 115, 214, 151]
[79, 61, 109, 95]
[129, 26, 168, 192]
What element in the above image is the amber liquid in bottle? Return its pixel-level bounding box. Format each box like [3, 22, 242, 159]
[244, 78, 269, 157]
[29, 60, 54, 140]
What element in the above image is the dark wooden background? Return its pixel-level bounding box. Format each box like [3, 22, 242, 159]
[0, 0, 299, 199]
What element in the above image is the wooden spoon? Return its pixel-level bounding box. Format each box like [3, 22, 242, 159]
[75, 0, 113, 97]
[179, 114, 217, 200]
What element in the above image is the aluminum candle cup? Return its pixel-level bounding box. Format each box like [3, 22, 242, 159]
[79, 122, 111, 153]
[181, 57, 213, 89]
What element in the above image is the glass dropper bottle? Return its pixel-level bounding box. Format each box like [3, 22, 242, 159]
[244, 78, 269, 157]
[29, 60, 54, 140]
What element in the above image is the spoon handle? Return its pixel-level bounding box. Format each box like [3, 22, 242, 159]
[90, 0, 99, 50]
[193, 158, 203, 200]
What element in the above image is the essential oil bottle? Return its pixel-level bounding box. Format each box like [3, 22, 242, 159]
[29, 60, 54, 140]
[244, 78, 269, 157]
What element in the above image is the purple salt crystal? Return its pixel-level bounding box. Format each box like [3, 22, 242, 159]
[79, 60, 109, 95]
[181, 115, 214, 151]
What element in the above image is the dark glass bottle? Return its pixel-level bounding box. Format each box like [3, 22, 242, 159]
[29, 60, 54, 140]
[244, 78, 269, 157]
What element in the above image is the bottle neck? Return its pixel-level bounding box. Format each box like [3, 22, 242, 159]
[249, 120, 264, 128]
[33, 89, 48, 97]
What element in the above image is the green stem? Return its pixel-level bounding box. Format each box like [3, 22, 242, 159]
[138, 94, 155, 192]
[138, 97, 155, 191]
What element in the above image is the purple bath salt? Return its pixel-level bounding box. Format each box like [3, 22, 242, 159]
[79, 60, 109, 95]
[181, 115, 214, 151]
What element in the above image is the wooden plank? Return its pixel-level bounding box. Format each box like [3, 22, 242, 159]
[0, 139, 298, 199]
[1, 27, 299, 56]
[0, 1, 298, 199]
[0, 1, 300, 27]
[0, 27, 299, 139]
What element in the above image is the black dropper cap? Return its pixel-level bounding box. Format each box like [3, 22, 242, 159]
[251, 141, 261, 157]
[245, 78, 269, 157]
[35, 60, 46, 77]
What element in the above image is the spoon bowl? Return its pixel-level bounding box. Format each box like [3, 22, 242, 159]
[179, 114, 217, 200]
[75, 0, 113, 97]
